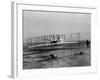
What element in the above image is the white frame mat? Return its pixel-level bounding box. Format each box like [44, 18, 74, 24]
[11, 1, 97, 78]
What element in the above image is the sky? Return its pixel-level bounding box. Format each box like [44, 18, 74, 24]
[23, 10, 91, 39]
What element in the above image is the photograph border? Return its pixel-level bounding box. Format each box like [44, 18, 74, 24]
[11, 1, 97, 78]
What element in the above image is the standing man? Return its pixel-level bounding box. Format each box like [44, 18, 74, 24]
[86, 40, 90, 48]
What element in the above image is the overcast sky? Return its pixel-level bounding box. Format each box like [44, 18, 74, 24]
[23, 10, 91, 39]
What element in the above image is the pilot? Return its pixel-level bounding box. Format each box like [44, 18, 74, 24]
[57, 36, 63, 43]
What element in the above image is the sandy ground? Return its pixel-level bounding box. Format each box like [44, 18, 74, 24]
[23, 46, 91, 69]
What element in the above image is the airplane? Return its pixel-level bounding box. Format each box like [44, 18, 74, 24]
[27, 36, 80, 51]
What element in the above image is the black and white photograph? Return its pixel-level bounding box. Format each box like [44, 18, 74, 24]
[23, 10, 91, 69]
